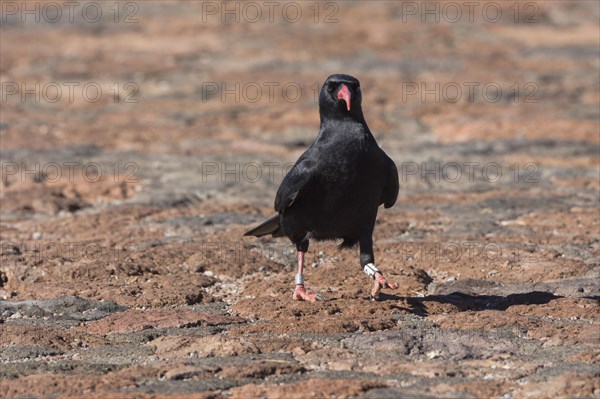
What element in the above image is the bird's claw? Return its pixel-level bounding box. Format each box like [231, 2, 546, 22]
[293, 285, 322, 302]
[370, 272, 398, 301]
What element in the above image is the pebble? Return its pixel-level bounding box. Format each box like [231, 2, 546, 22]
[9, 311, 22, 319]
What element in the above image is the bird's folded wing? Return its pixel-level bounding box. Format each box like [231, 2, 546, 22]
[382, 156, 399, 208]
[274, 159, 316, 213]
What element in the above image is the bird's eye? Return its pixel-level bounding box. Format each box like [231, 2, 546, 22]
[326, 84, 333, 93]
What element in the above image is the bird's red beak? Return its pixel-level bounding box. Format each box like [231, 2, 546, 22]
[337, 84, 351, 111]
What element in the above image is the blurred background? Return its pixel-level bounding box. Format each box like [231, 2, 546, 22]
[1, 1, 599, 398]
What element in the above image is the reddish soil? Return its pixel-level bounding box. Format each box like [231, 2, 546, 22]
[1, 1, 599, 398]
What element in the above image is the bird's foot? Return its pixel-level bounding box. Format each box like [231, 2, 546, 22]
[370, 272, 399, 301]
[293, 285, 322, 302]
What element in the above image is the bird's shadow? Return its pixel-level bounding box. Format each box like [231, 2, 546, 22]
[377, 291, 564, 317]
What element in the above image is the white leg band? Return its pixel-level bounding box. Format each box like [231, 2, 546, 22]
[363, 263, 380, 280]
[295, 273, 304, 285]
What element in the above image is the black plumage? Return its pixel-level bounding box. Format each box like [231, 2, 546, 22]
[245, 74, 399, 300]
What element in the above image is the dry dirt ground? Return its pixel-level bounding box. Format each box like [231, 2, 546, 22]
[1, 1, 599, 398]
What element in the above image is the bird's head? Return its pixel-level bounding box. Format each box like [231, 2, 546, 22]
[319, 74, 363, 120]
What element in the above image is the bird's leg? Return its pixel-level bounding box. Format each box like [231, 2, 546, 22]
[292, 251, 319, 302]
[360, 235, 398, 301]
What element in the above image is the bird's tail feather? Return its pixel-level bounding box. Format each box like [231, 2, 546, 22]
[244, 215, 283, 237]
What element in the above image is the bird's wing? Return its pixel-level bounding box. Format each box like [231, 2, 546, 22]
[381, 154, 399, 208]
[274, 156, 316, 213]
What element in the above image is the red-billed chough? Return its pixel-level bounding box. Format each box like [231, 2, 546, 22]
[244, 74, 399, 301]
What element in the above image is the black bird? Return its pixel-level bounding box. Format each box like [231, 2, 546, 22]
[244, 74, 399, 301]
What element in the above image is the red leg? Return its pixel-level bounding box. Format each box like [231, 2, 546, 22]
[292, 251, 320, 301]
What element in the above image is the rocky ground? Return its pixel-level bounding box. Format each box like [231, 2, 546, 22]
[1, 1, 599, 398]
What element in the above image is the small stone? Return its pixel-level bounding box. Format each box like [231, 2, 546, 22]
[165, 366, 205, 380]
[292, 347, 306, 356]
[9, 311, 22, 319]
